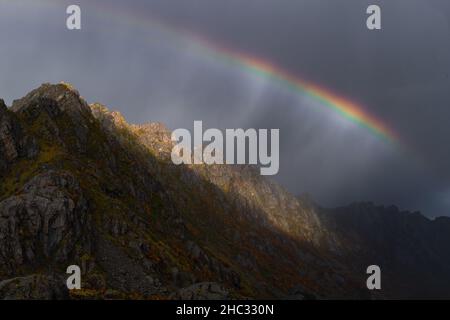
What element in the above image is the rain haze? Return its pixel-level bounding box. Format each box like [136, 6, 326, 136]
[1, 0, 449, 217]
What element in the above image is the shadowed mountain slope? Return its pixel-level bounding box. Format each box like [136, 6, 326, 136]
[0, 83, 448, 299]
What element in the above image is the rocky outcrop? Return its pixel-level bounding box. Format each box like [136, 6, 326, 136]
[0, 171, 90, 274]
[0, 274, 68, 300]
[0, 99, 20, 172]
[11, 83, 91, 120]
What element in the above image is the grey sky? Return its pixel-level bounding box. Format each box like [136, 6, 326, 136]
[1, 0, 449, 217]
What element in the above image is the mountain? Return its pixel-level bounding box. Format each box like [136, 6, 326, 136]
[0, 83, 449, 299]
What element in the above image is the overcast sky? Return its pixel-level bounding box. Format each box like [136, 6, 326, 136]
[1, 0, 449, 217]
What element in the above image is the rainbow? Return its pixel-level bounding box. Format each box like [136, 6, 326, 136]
[18, 0, 400, 143]
[189, 35, 399, 143]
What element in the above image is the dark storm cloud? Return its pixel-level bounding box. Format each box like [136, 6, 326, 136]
[1, 0, 449, 216]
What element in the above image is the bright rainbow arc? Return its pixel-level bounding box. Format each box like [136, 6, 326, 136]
[32, 0, 400, 144]
[189, 35, 399, 143]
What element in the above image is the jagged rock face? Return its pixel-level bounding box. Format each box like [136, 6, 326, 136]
[12, 83, 91, 120]
[0, 171, 90, 274]
[0, 83, 449, 300]
[0, 274, 68, 300]
[0, 99, 20, 171]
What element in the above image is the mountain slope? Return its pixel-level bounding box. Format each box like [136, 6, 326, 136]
[0, 83, 449, 299]
[318, 202, 450, 298]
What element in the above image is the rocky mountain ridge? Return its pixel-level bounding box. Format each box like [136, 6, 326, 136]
[0, 83, 449, 299]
